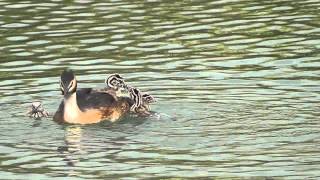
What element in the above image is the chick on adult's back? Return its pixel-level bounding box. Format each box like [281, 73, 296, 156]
[53, 70, 133, 124]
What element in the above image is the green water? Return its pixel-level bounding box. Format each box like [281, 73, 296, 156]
[0, 0, 320, 179]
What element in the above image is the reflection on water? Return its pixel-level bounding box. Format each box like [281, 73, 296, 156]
[62, 126, 82, 165]
[0, 0, 320, 179]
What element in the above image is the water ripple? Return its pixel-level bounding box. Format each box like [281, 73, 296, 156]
[0, 0, 319, 179]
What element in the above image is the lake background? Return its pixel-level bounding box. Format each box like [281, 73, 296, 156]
[0, 0, 320, 179]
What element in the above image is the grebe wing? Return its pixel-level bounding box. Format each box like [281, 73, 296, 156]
[77, 88, 93, 94]
[76, 88, 117, 110]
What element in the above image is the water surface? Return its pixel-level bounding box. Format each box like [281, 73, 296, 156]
[0, 0, 320, 179]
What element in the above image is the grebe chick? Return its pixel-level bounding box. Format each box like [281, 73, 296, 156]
[53, 70, 133, 124]
[141, 93, 156, 111]
[105, 73, 126, 91]
[129, 87, 151, 116]
[27, 102, 49, 118]
[103, 73, 129, 98]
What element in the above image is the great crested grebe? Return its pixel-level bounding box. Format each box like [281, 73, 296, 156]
[128, 87, 156, 116]
[101, 73, 128, 97]
[53, 70, 134, 124]
[105, 73, 126, 90]
[129, 87, 143, 113]
[27, 102, 49, 118]
[127, 84, 156, 111]
[141, 93, 156, 111]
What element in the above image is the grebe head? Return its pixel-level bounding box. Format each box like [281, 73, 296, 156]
[129, 87, 143, 112]
[105, 73, 126, 90]
[60, 69, 77, 96]
[142, 93, 156, 103]
[31, 101, 42, 111]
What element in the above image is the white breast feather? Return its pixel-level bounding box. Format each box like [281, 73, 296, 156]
[64, 93, 82, 123]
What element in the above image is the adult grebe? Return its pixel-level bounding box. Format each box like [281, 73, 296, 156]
[53, 70, 133, 124]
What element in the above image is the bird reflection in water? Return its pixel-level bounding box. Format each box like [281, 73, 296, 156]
[57, 125, 83, 169]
